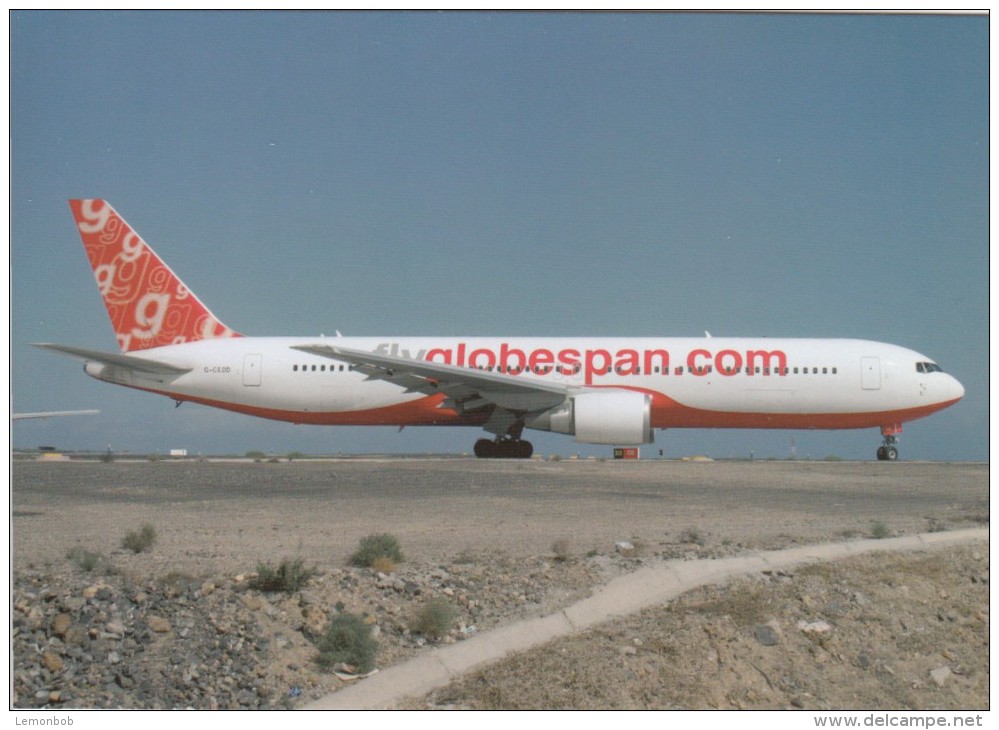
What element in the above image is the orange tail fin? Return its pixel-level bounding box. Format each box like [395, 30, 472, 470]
[69, 199, 241, 352]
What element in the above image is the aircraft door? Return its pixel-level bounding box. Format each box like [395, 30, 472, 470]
[861, 356, 881, 390]
[243, 354, 262, 386]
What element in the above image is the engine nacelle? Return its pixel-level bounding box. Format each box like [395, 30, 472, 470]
[534, 390, 654, 445]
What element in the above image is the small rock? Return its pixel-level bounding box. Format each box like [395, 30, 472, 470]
[105, 620, 127, 636]
[146, 616, 171, 633]
[930, 666, 952, 687]
[797, 619, 832, 636]
[242, 595, 263, 611]
[614, 541, 635, 554]
[754, 624, 780, 646]
[51, 613, 72, 637]
[41, 650, 64, 673]
[303, 606, 326, 635]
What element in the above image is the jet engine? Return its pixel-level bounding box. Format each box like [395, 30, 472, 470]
[533, 390, 654, 445]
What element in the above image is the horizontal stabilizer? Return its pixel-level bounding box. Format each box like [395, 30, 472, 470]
[33, 343, 192, 375]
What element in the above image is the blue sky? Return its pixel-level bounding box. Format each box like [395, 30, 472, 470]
[11, 12, 988, 460]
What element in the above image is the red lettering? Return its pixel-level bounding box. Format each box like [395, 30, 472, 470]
[584, 349, 612, 385]
[615, 349, 640, 375]
[557, 348, 581, 375]
[715, 349, 742, 375]
[468, 348, 496, 370]
[529, 348, 554, 374]
[425, 348, 452, 365]
[644, 349, 669, 375]
[687, 349, 711, 376]
[418, 343, 785, 380]
[746, 349, 786, 376]
[499, 342, 526, 374]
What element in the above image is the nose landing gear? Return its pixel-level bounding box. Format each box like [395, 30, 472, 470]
[877, 424, 902, 461]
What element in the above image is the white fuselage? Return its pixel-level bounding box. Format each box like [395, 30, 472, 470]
[87, 336, 964, 434]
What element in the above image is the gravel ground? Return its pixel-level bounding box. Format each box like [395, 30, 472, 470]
[11, 458, 989, 709]
[401, 546, 989, 710]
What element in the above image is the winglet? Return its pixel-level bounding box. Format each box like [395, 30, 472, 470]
[68, 199, 241, 352]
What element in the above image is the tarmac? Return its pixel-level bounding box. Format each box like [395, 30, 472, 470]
[303, 527, 989, 710]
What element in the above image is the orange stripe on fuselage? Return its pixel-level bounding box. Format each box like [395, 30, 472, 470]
[132, 386, 481, 426]
[645, 390, 960, 430]
[128, 382, 959, 432]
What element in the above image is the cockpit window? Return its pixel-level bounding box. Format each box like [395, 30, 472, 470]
[916, 362, 943, 373]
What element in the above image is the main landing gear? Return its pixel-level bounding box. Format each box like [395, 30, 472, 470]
[876, 425, 901, 461]
[473, 419, 534, 459]
[474, 437, 534, 459]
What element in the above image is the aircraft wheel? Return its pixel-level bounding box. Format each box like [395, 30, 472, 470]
[885, 446, 899, 461]
[474, 439, 533, 459]
[876, 446, 887, 461]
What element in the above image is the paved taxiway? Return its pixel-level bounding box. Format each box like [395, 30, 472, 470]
[12, 459, 988, 577]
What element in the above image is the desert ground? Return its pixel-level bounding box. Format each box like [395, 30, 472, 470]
[11, 458, 989, 709]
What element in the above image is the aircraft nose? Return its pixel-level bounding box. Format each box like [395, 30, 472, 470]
[948, 374, 965, 402]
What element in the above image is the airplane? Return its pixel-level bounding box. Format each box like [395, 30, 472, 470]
[35, 199, 964, 461]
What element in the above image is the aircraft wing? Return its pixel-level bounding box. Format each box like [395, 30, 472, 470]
[292, 344, 572, 415]
[33, 344, 193, 376]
